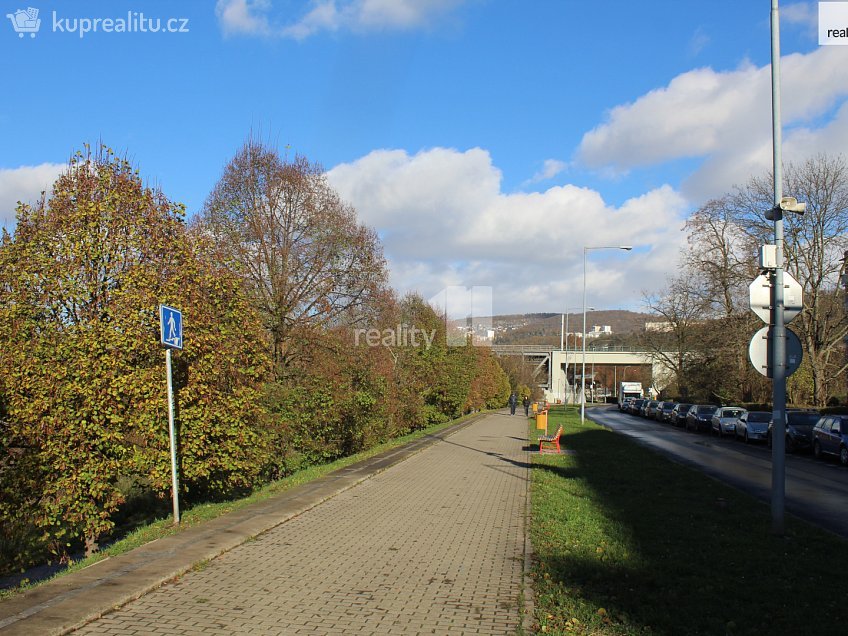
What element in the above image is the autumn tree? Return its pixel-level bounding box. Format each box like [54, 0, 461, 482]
[465, 347, 512, 412]
[196, 140, 388, 376]
[0, 146, 271, 562]
[385, 294, 475, 425]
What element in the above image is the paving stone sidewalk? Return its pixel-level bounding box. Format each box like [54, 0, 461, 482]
[69, 411, 530, 635]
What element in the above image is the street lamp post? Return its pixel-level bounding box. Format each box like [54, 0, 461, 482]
[581, 245, 632, 424]
[563, 305, 593, 404]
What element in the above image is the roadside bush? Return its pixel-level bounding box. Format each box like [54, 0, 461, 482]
[0, 146, 271, 564]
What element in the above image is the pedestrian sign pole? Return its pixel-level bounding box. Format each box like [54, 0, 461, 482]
[160, 305, 183, 525]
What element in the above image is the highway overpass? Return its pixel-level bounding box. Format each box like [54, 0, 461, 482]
[491, 344, 673, 403]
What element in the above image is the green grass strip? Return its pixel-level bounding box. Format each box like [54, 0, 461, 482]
[529, 406, 848, 636]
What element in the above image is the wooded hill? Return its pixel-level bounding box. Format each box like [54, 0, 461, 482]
[491, 310, 662, 345]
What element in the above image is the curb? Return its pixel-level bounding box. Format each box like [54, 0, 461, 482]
[520, 416, 536, 635]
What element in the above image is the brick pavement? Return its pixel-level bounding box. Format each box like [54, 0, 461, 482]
[73, 412, 530, 635]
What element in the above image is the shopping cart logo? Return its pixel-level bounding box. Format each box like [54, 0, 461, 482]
[6, 7, 41, 38]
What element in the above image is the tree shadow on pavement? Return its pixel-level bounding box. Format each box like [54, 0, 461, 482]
[429, 435, 532, 470]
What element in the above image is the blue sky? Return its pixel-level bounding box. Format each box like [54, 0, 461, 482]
[2, 1, 846, 316]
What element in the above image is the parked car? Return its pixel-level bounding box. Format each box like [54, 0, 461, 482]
[711, 406, 746, 438]
[685, 405, 719, 432]
[735, 411, 771, 443]
[628, 399, 645, 416]
[619, 397, 633, 412]
[656, 401, 676, 422]
[644, 400, 660, 418]
[670, 403, 692, 427]
[767, 409, 820, 453]
[812, 414, 848, 466]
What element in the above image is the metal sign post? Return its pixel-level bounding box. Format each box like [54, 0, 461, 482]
[159, 305, 183, 525]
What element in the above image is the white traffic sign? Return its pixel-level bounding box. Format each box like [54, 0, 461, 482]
[748, 326, 803, 378]
[748, 271, 803, 325]
[159, 305, 183, 349]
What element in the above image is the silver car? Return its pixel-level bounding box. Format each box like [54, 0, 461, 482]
[735, 411, 771, 443]
[711, 406, 746, 438]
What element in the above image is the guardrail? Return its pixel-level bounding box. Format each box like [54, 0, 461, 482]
[491, 344, 649, 353]
[490, 344, 553, 353]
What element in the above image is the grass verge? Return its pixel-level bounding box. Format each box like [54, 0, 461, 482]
[529, 406, 848, 636]
[0, 410, 484, 600]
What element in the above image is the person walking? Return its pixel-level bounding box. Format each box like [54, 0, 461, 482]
[508, 392, 517, 416]
[523, 395, 530, 416]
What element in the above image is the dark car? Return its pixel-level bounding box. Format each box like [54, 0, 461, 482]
[644, 400, 660, 418]
[656, 401, 676, 422]
[735, 411, 771, 443]
[670, 403, 692, 427]
[685, 405, 719, 432]
[812, 414, 848, 466]
[767, 409, 820, 453]
[628, 399, 645, 416]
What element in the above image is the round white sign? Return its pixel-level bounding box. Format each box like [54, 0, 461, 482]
[748, 326, 803, 378]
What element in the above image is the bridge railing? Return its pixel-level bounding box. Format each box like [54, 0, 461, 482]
[491, 344, 650, 353]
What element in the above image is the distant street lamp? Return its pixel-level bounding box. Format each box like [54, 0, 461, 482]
[582, 245, 632, 424]
[562, 305, 593, 404]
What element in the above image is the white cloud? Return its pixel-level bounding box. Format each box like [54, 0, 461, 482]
[578, 46, 848, 202]
[328, 147, 687, 314]
[781, 2, 817, 33]
[282, 1, 341, 39]
[579, 62, 769, 171]
[216, 0, 467, 39]
[338, 0, 465, 31]
[525, 159, 568, 185]
[688, 27, 710, 56]
[215, 0, 273, 37]
[0, 163, 65, 228]
[784, 100, 848, 158]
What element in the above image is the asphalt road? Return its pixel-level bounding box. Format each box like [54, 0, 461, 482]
[587, 405, 848, 538]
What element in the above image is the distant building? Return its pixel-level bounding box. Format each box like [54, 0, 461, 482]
[645, 321, 673, 332]
[585, 325, 612, 339]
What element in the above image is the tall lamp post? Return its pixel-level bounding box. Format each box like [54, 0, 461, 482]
[563, 305, 593, 404]
[581, 245, 632, 423]
[766, 0, 804, 535]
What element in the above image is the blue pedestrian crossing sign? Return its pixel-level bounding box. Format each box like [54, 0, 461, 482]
[159, 305, 183, 349]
